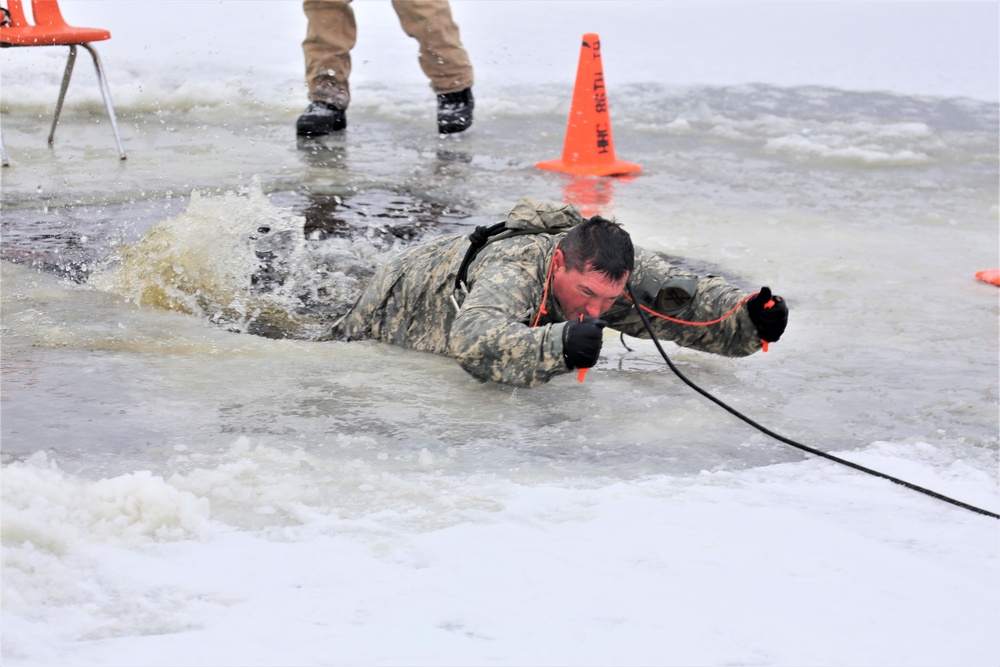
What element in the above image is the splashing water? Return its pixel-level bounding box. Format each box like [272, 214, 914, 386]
[89, 183, 406, 339]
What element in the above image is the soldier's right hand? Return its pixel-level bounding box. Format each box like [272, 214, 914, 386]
[562, 316, 607, 369]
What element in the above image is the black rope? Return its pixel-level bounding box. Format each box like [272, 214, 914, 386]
[625, 282, 999, 520]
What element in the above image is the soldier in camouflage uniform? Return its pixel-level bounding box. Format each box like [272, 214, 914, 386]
[333, 197, 788, 387]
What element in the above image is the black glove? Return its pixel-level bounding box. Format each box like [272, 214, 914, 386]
[562, 316, 607, 369]
[745, 287, 788, 343]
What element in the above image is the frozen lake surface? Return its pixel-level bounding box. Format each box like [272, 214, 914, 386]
[2, 2, 998, 665]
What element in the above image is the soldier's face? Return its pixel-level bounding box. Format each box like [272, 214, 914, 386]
[551, 249, 629, 320]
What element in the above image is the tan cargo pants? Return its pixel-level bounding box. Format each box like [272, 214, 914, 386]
[302, 0, 474, 108]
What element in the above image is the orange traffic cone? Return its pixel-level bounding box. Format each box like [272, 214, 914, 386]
[536, 33, 641, 177]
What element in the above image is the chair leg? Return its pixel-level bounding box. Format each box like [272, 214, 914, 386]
[49, 44, 78, 147]
[47, 43, 127, 160]
[80, 42, 126, 160]
[1, 125, 9, 167]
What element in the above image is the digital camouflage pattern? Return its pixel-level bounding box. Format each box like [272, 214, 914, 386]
[334, 198, 764, 387]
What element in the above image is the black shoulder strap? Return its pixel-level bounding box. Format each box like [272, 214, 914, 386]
[453, 221, 508, 291]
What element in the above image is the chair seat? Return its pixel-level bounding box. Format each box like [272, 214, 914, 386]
[0, 25, 111, 45]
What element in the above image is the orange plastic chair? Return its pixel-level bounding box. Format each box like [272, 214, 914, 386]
[0, 0, 126, 166]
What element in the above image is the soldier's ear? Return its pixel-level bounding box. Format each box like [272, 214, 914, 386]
[553, 248, 566, 272]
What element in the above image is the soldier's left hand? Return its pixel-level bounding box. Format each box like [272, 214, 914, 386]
[746, 287, 788, 342]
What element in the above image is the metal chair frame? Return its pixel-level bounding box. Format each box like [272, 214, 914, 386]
[1, 0, 126, 166]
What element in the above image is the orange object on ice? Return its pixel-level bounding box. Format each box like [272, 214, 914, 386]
[975, 269, 1000, 286]
[536, 33, 641, 177]
[760, 298, 776, 352]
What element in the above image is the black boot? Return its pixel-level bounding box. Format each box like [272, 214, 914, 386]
[437, 88, 474, 134]
[296, 101, 346, 137]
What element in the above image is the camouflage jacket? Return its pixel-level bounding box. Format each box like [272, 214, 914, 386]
[334, 198, 763, 387]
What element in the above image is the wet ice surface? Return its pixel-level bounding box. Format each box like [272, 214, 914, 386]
[3, 87, 996, 506]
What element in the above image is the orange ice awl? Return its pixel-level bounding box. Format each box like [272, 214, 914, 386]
[760, 298, 776, 352]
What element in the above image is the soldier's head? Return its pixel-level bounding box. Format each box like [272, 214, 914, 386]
[551, 215, 634, 320]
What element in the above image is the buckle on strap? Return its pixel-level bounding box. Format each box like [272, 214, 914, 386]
[450, 280, 470, 314]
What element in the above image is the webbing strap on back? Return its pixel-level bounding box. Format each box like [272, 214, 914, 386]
[453, 221, 508, 293]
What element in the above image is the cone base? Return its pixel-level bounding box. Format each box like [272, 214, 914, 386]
[535, 157, 642, 177]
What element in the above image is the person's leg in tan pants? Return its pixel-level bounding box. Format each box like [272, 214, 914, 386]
[297, 0, 475, 136]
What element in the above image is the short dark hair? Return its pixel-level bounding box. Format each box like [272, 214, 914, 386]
[558, 215, 634, 281]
